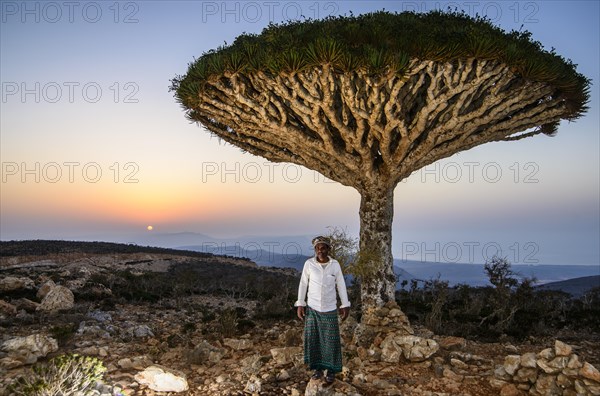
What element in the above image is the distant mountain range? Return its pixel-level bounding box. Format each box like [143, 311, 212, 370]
[178, 245, 417, 286]
[2, 237, 596, 298]
[394, 260, 600, 287]
[74, 231, 599, 296]
[178, 242, 599, 295]
[128, 231, 315, 257]
[534, 275, 600, 298]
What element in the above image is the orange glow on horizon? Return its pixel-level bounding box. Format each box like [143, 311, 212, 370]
[1, 167, 357, 230]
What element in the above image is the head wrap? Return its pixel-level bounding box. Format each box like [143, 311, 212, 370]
[312, 236, 331, 248]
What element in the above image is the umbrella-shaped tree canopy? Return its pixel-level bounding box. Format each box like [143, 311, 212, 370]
[172, 10, 590, 311]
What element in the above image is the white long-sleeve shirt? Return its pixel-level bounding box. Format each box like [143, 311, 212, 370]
[295, 257, 351, 312]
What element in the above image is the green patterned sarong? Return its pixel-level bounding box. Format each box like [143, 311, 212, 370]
[304, 307, 342, 373]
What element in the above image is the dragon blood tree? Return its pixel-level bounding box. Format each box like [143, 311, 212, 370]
[171, 11, 590, 312]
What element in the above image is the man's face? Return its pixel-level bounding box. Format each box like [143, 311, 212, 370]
[315, 243, 330, 260]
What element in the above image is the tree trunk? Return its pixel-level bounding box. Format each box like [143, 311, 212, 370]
[358, 185, 397, 311]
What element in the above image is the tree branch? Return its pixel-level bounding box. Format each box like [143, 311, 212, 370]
[187, 59, 574, 189]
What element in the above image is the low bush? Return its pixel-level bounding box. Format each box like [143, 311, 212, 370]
[7, 354, 106, 396]
[396, 257, 600, 341]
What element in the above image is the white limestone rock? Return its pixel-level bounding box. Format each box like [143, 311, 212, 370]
[134, 365, 188, 392]
[0, 334, 58, 367]
[36, 285, 74, 312]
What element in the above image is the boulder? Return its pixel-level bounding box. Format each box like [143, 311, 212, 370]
[396, 335, 439, 362]
[133, 325, 154, 338]
[0, 299, 17, 316]
[244, 375, 262, 394]
[380, 335, 402, 363]
[437, 336, 467, 351]
[580, 362, 600, 382]
[87, 310, 112, 323]
[36, 285, 74, 312]
[380, 334, 439, 362]
[555, 340, 573, 357]
[14, 298, 40, 312]
[513, 367, 538, 383]
[36, 279, 56, 299]
[184, 340, 225, 365]
[567, 354, 583, 369]
[134, 365, 188, 392]
[0, 276, 34, 292]
[584, 380, 600, 395]
[556, 373, 573, 389]
[520, 352, 537, 368]
[118, 355, 153, 371]
[0, 334, 58, 367]
[538, 347, 554, 360]
[277, 368, 290, 381]
[270, 346, 302, 366]
[240, 354, 266, 374]
[537, 356, 567, 374]
[304, 377, 362, 396]
[534, 373, 560, 395]
[503, 355, 521, 375]
[223, 338, 253, 350]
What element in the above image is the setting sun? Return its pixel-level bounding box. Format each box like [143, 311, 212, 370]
[147, 225, 153, 231]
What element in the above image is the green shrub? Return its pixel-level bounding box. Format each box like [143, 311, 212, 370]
[253, 287, 294, 320]
[8, 354, 106, 396]
[396, 257, 600, 341]
[218, 308, 238, 338]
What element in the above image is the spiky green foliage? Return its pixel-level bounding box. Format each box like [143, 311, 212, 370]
[172, 10, 589, 120]
[7, 354, 106, 396]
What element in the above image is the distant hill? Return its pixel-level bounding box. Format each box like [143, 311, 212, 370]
[535, 275, 600, 298]
[395, 260, 490, 286]
[179, 245, 307, 271]
[180, 243, 600, 290]
[128, 231, 315, 256]
[52, 231, 596, 289]
[6, 239, 595, 292]
[0, 240, 216, 259]
[180, 245, 416, 287]
[395, 260, 600, 287]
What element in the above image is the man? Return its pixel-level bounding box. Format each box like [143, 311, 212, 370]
[295, 236, 351, 384]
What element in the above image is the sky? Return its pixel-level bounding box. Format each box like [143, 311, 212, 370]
[1, 0, 598, 266]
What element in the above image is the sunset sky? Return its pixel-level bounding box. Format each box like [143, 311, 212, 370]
[1, 1, 598, 266]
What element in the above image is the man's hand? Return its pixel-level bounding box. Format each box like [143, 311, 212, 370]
[297, 306, 305, 320]
[339, 307, 350, 321]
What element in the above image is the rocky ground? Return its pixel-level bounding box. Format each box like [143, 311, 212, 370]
[1, 242, 599, 395]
